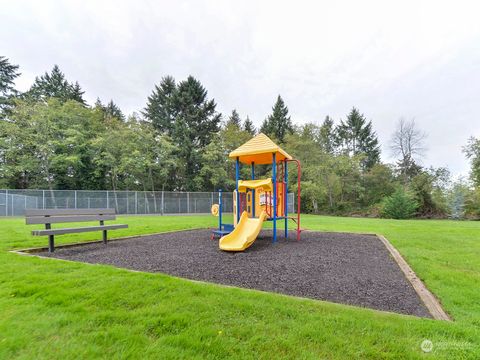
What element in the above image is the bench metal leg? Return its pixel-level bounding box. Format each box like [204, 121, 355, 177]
[48, 235, 55, 253]
[103, 230, 107, 244]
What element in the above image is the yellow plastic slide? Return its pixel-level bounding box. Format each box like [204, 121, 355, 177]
[219, 210, 267, 251]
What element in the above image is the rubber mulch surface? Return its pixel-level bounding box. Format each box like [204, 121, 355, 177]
[42, 229, 431, 317]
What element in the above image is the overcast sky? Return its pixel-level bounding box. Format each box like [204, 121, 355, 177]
[2, 0, 480, 176]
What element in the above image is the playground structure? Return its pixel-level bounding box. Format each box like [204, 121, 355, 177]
[212, 133, 301, 251]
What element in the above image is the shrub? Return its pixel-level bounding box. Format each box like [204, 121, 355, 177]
[380, 188, 418, 219]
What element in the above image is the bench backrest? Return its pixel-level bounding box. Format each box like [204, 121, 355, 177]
[25, 208, 116, 225]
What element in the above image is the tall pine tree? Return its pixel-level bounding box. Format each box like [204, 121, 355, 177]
[173, 76, 221, 190]
[70, 82, 86, 104]
[142, 76, 176, 135]
[93, 98, 125, 121]
[173, 76, 220, 148]
[0, 56, 20, 117]
[27, 65, 86, 104]
[226, 109, 241, 129]
[243, 116, 256, 135]
[336, 107, 380, 169]
[105, 100, 125, 121]
[260, 95, 293, 142]
[143, 76, 220, 190]
[319, 115, 336, 154]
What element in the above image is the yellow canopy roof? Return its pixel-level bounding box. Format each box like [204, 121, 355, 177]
[229, 133, 292, 164]
[238, 179, 273, 192]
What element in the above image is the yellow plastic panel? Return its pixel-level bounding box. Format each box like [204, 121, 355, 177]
[229, 133, 292, 164]
[238, 178, 273, 192]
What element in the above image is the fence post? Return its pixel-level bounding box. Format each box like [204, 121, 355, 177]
[5, 189, 8, 216]
[74, 190, 77, 209]
[106, 191, 109, 208]
[135, 191, 138, 214]
[161, 191, 164, 216]
[42, 190, 45, 209]
[187, 192, 190, 213]
[211, 192, 214, 206]
[88, 197, 90, 208]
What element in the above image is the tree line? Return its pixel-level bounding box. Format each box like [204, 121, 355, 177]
[1, 56, 479, 218]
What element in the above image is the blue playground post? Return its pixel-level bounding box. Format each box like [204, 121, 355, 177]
[272, 152, 277, 243]
[284, 160, 288, 238]
[236, 157, 240, 223]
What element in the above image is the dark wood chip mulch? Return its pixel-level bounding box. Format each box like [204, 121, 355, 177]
[42, 229, 431, 317]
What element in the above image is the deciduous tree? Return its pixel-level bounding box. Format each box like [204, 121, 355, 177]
[390, 118, 427, 182]
[463, 136, 480, 187]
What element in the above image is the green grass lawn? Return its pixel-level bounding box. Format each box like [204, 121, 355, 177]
[1, 214, 479, 359]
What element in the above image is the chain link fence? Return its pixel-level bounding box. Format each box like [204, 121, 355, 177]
[0, 189, 295, 217]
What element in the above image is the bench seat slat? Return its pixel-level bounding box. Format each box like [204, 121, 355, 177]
[25, 208, 116, 217]
[26, 214, 116, 225]
[32, 224, 128, 236]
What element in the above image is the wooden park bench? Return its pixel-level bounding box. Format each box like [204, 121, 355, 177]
[25, 208, 128, 253]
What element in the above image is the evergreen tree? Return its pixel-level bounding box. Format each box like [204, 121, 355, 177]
[260, 95, 293, 142]
[319, 115, 336, 153]
[0, 56, 20, 117]
[226, 109, 241, 129]
[142, 76, 176, 135]
[336, 107, 380, 169]
[70, 82, 86, 104]
[395, 154, 422, 182]
[94, 97, 104, 110]
[243, 116, 256, 135]
[449, 186, 465, 219]
[381, 187, 418, 219]
[27, 65, 86, 104]
[93, 98, 124, 121]
[173, 76, 220, 147]
[105, 100, 125, 121]
[142, 75, 221, 190]
[173, 76, 221, 190]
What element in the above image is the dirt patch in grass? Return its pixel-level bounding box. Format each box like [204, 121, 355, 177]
[41, 229, 431, 317]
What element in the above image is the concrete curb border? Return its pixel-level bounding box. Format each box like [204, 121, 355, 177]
[376, 234, 451, 321]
